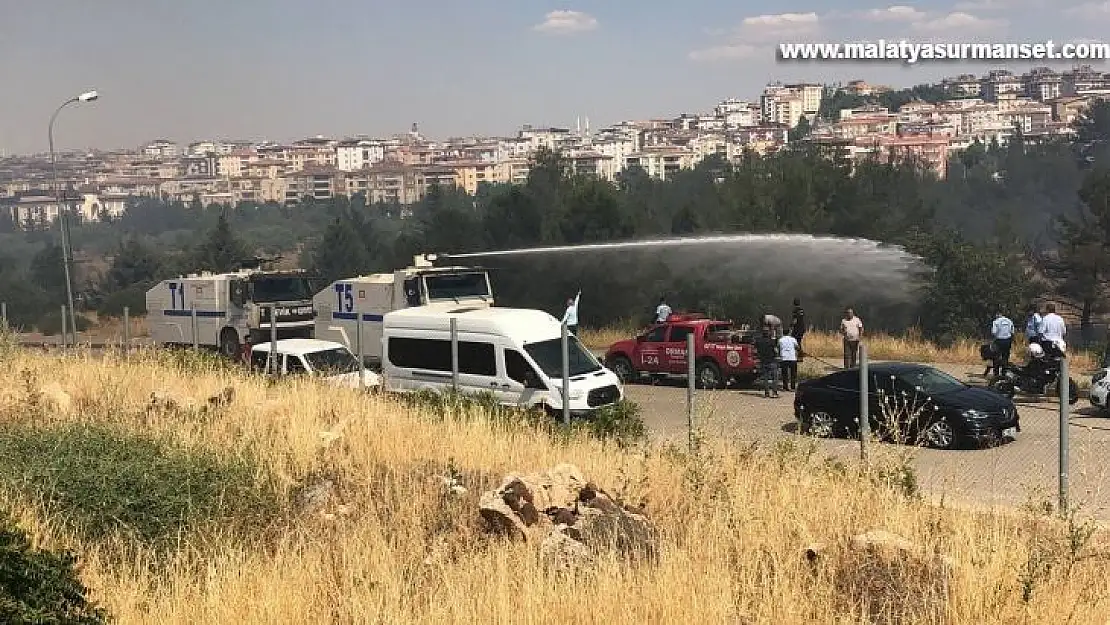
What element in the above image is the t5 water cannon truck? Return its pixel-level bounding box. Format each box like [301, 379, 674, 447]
[146, 268, 316, 358]
[313, 253, 494, 366]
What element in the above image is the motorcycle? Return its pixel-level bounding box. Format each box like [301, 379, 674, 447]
[982, 341, 1079, 404]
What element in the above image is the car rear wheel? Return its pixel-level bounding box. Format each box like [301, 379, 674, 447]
[608, 355, 636, 383]
[803, 410, 835, 438]
[695, 360, 724, 389]
[922, 416, 958, 450]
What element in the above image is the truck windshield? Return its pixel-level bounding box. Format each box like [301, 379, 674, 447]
[524, 336, 602, 378]
[304, 348, 361, 375]
[250, 276, 313, 302]
[424, 272, 490, 301]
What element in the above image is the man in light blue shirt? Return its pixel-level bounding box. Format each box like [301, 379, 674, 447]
[987, 311, 1014, 378]
[562, 291, 580, 335]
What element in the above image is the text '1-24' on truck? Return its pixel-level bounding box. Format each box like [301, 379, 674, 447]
[603, 313, 759, 389]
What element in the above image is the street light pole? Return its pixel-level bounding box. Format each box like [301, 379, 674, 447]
[48, 90, 98, 341]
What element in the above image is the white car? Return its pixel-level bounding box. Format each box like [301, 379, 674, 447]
[1089, 367, 1110, 412]
[250, 339, 380, 388]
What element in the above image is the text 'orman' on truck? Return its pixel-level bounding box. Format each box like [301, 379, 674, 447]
[145, 268, 316, 358]
[313, 253, 495, 367]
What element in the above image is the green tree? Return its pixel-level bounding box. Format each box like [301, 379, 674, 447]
[29, 243, 67, 304]
[309, 209, 379, 285]
[190, 212, 251, 272]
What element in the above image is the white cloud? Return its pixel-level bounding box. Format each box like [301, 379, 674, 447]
[741, 11, 819, 32]
[858, 5, 927, 21]
[533, 10, 598, 35]
[688, 11, 818, 62]
[1065, 2, 1110, 18]
[910, 11, 1006, 31]
[687, 44, 760, 61]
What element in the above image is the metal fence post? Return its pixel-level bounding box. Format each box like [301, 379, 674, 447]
[1, 302, 7, 329]
[859, 343, 870, 463]
[450, 317, 459, 392]
[191, 304, 199, 350]
[687, 331, 696, 453]
[269, 304, 277, 376]
[122, 306, 130, 352]
[357, 313, 366, 389]
[1059, 355, 1070, 515]
[61, 305, 68, 349]
[561, 321, 570, 426]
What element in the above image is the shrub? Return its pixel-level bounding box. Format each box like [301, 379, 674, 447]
[97, 286, 148, 317]
[0, 511, 109, 624]
[0, 422, 282, 551]
[34, 310, 92, 336]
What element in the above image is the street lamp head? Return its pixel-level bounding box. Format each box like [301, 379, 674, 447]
[77, 90, 98, 102]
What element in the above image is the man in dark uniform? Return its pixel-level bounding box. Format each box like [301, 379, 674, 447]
[753, 328, 780, 398]
[790, 298, 806, 355]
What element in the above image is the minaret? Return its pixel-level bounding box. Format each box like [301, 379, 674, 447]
[577, 116, 581, 134]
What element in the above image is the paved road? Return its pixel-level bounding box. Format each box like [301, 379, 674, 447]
[622, 361, 1110, 519]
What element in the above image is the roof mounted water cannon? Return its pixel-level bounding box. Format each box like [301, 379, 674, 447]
[413, 253, 439, 268]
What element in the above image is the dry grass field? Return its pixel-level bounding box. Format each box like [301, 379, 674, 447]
[1, 336, 1109, 623]
[579, 325, 1102, 371]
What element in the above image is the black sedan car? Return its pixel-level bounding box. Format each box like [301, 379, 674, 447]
[793, 362, 1020, 449]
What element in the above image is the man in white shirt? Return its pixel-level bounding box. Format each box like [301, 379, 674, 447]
[778, 331, 800, 391]
[1040, 303, 1067, 356]
[986, 311, 1014, 378]
[840, 307, 863, 368]
[655, 297, 672, 323]
[562, 290, 580, 335]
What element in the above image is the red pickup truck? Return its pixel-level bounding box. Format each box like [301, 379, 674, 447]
[603, 314, 759, 389]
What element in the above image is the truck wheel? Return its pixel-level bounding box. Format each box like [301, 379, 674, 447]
[608, 355, 637, 383]
[218, 329, 240, 360]
[695, 360, 724, 390]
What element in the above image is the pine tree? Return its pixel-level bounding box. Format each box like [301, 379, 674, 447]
[191, 212, 251, 272]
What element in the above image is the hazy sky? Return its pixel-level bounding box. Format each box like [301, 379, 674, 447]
[1, 0, 1104, 155]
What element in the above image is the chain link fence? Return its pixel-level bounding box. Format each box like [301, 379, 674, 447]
[611, 331, 1107, 519]
[5, 301, 1109, 519]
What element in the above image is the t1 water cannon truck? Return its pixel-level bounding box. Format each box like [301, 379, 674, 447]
[313, 253, 495, 366]
[146, 267, 316, 358]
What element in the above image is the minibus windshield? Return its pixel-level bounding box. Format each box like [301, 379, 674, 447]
[524, 335, 602, 378]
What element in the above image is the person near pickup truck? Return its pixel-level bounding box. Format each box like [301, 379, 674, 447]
[655, 297, 672, 324]
[562, 290, 580, 335]
[778, 331, 800, 391]
[790, 298, 806, 352]
[754, 328, 780, 398]
[761, 307, 783, 339]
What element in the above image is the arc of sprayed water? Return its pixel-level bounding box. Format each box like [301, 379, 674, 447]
[444, 233, 923, 262]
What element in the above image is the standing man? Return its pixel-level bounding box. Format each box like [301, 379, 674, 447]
[562, 290, 580, 335]
[655, 297, 672, 324]
[840, 307, 864, 369]
[778, 330, 800, 391]
[1025, 304, 1043, 346]
[1040, 303, 1067, 354]
[790, 298, 806, 354]
[754, 328, 780, 398]
[987, 310, 1014, 378]
[762, 306, 783, 339]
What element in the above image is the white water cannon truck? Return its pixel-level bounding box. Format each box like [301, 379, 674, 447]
[313, 253, 494, 367]
[145, 267, 317, 358]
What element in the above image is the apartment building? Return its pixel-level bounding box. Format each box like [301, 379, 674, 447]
[624, 147, 695, 180]
[856, 134, 951, 178]
[1024, 67, 1062, 102]
[283, 166, 340, 203]
[981, 70, 1024, 101]
[760, 84, 806, 128]
[336, 138, 386, 171]
[360, 163, 425, 205]
[942, 74, 982, 97]
[1050, 96, 1092, 124]
[142, 140, 180, 159]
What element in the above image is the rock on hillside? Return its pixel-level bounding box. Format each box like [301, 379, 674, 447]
[478, 463, 656, 571]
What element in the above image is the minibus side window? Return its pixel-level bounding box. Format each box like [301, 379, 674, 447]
[387, 337, 452, 371]
[505, 349, 545, 389]
[286, 355, 307, 374]
[458, 342, 496, 376]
